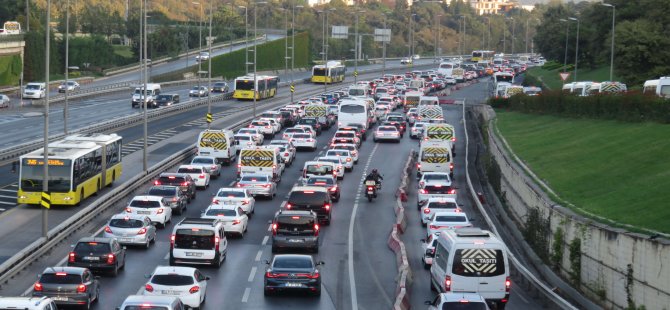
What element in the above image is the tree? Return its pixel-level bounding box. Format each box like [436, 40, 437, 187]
[614, 19, 670, 85]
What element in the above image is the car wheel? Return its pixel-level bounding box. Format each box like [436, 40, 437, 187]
[110, 264, 118, 277]
[313, 287, 321, 297]
[271, 244, 278, 253]
[264, 288, 273, 296]
[423, 260, 430, 270]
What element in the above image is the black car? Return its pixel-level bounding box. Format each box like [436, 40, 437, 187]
[303, 175, 340, 202]
[154, 173, 197, 202]
[155, 94, 180, 107]
[286, 187, 332, 225]
[33, 266, 100, 309]
[147, 185, 188, 215]
[297, 117, 322, 135]
[278, 110, 295, 127]
[271, 210, 319, 253]
[264, 254, 323, 297]
[211, 81, 230, 93]
[68, 237, 126, 276]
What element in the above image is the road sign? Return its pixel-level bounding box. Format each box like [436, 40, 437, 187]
[206, 113, 212, 123]
[290, 84, 295, 93]
[354, 71, 358, 77]
[41, 192, 50, 209]
[374, 29, 391, 42]
[332, 26, 349, 39]
[559, 72, 570, 81]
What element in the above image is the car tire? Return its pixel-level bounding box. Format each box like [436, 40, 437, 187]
[430, 278, 437, 292]
[264, 288, 272, 296]
[110, 264, 118, 277]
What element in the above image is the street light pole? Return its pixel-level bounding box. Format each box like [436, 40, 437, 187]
[354, 9, 360, 82]
[63, 0, 70, 135]
[560, 18, 569, 74]
[487, 17, 491, 50]
[569, 17, 579, 82]
[206, 0, 213, 129]
[511, 17, 515, 55]
[291, 4, 303, 104]
[194, 2, 203, 91]
[239, 6, 248, 74]
[42, 0, 51, 239]
[283, 8, 288, 77]
[142, 0, 148, 171]
[435, 14, 441, 61]
[525, 18, 529, 54]
[602, 3, 615, 81]
[382, 14, 387, 77]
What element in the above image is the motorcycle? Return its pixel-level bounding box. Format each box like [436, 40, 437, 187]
[365, 180, 378, 202]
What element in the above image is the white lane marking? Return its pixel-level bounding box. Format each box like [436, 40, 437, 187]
[255, 250, 263, 261]
[228, 181, 236, 186]
[241, 287, 251, 303]
[0, 189, 17, 192]
[164, 252, 170, 260]
[262, 235, 269, 245]
[248, 266, 257, 282]
[348, 142, 379, 310]
[267, 225, 272, 232]
[136, 286, 145, 295]
[280, 200, 287, 209]
[0, 201, 15, 205]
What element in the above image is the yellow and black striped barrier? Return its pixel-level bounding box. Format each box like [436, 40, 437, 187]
[206, 113, 213, 123]
[290, 84, 295, 93]
[41, 192, 51, 209]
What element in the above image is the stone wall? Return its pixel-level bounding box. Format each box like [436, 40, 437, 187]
[476, 105, 670, 310]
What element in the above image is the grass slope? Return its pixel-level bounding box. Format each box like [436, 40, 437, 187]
[496, 110, 670, 233]
[528, 66, 619, 91]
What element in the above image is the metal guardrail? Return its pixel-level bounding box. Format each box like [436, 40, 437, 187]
[459, 99, 578, 310]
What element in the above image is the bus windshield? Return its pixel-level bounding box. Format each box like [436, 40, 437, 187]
[313, 68, 326, 76]
[236, 80, 255, 91]
[20, 159, 72, 192]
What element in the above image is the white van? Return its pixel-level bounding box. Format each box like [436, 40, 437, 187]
[197, 129, 237, 165]
[170, 218, 228, 267]
[643, 79, 659, 95]
[418, 140, 454, 178]
[132, 83, 162, 108]
[430, 228, 511, 309]
[562, 82, 575, 94]
[657, 76, 670, 98]
[237, 147, 282, 182]
[419, 96, 439, 106]
[302, 161, 337, 180]
[23, 82, 46, 99]
[0, 297, 58, 310]
[348, 84, 370, 98]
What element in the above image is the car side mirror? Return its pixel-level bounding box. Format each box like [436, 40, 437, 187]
[318, 261, 325, 265]
[205, 276, 211, 280]
[264, 260, 270, 265]
[144, 274, 151, 279]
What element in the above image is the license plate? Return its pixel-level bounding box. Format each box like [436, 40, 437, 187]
[137, 211, 151, 215]
[53, 296, 68, 301]
[368, 190, 374, 194]
[284, 282, 303, 288]
[288, 239, 304, 243]
[120, 238, 133, 243]
[185, 252, 203, 257]
[84, 256, 100, 261]
[161, 290, 177, 295]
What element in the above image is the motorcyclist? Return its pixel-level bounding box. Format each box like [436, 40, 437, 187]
[365, 169, 383, 189]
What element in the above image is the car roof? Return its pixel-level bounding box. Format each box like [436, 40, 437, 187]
[178, 165, 203, 169]
[426, 197, 457, 203]
[240, 173, 272, 178]
[272, 254, 314, 262]
[216, 187, 245, 192]
[159, 172, 188, 177]
[206, 204, 238, 210]
[77, 237, 114, 244]
[122, 295, 180, 305]
[150, 185, 179, 191]
[439, 292, 487, 303]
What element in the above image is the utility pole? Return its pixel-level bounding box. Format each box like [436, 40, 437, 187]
[291, 4, 303, 104]
[207, 0, 213, 129]
[26, 0, 30, 32]
[354, 8, 360, 82]
[143, 0, 148, 171]
[382, 14, 387, 77]
[42, 0, 51, 239]
[63, 0, 70, 135]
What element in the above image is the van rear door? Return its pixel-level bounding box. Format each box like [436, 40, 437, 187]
[451, 248, 507, 299]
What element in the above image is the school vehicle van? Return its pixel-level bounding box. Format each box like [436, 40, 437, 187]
[418, 141, 454, 178]
[197, 129, 237, 165]
[430, 228, 511, 309]
[237, 147, 282, 182]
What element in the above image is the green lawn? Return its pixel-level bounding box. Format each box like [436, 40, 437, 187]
[113, 45, 134, 59]
[527, 65, 619, 91]
[495, 110, 670, 234]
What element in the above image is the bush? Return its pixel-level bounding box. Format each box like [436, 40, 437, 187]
[0, 54, 22, 86]
[487, 91, 670, 124]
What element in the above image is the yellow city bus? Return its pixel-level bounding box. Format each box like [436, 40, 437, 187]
[233, 75, 279, 100]
[18, 133, 122, 206]
[471, 50, 495, 62]
[311, 61, 346, 84]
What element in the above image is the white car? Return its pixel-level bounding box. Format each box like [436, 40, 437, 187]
[328, 143, 358, 164]
[234, 134, 259, 148]
[58, 80, 80, 93]
[259, 117, 281, 133]
[373, 125, 401, 142]
[103, 214, 157, 248]
[0, 94, 9, 108]
[23, 82, 46, 99]
[426, 211, 472, 236]
[317, 156, 345, 180]
[249, 120, 274, 136]
[294, 125, 317, 137]
[143, 266, 208, 309]
[195, 51, 210, 62]
[190, 156, 221, 178]
[420, 197, 461, 225]
[236, 173, 277, 198]
[281, 127, 308, 140]
[325, 149, 354, 171]
[176, 165, 210, 189]
[212, 187, 255, 215]
[189, 86, 209, 97]
[419, 172, 452, 189]
[401, 57, 413, 65]
[237, 128, 264, 145]
[421, 232, 440, 269]
[125, 195, 173, 228]
[410, 122, 426, 139]
[275, 144, 296, 167]
[201, 204, 249, 237]
[291, 132, 317, 151]
[374, 106, 390, 120]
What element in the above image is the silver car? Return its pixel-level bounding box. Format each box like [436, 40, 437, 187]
[235, 173, 276, 199]
[410, 122, 426, 139]
[373, 126, 401, 143]
[189, 86, 209, 97]
[103, 214, 157, 248]
[190, 155, 221, 178]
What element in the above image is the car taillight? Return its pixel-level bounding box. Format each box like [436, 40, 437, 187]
[329, 186, 337, 192]
[145, 284, 154, 292]
[285, 203, 292, 209]
[307, 138, 314, 142]
[314, 224, 320, 236]
[420, 189, 427, 194]
[298, 272, 320, 279]
[138, 227, 147, 235]
[445, 275, 452, 291]
[68, 252, 76, 263]
[189, 286, 200, 294]
[430, 225, 439, 230]
[416, 163, 421, 169]
[284, 152, 289, 156]
[154, 180, 160, 185]
[34, 282, 43, 292]
[211, 199, 219, 204]
[505, 277, 511, 292]
[170, 234, 175, 247]
[104, 226, 112, 233]
[452, 137, 456, 142]
[77, 284, 87, 293]
[302, 170, 306, 178]
[423, 208, 431, 214]
[125, 207, 132, 213]
[450, 163, 454, 170]
[182, 182, 189, 186]
[346, 158, 352, 162]
[107, 254, 116, 264]
[157, 208, 164, 214]
[211, 165, 217, 170]
[263, 184, 271, 188]
[324, 204, 330, 210]
[199, 174, 205, 179]
[265, 272, 288, 278]
[215, 236, 220, 252]
[232, 219, 241, 225]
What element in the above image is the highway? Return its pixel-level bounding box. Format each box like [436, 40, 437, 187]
[0, 66, 550, 309]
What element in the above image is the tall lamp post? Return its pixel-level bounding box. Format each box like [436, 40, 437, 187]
[434, 14, 442, 61]
[382, 13, 388, 77]
[510, 17, 515, 55]
[239, 6, 248, 74]
[458, 15, 465, 56]
[354, 9, 365, 82]
[42, 0, 52, 238]
[63, 0, 70, 135]
[324, 8, 335, 93]
[290, 4, 303, 104]
[559, 18, 569, 75]
[193, 1, 203, 90]
[206, 0, 213, 129]
[142, 0, 148, 171]
[601, 3, 615, 81]
[252, 2, 268, 118]
[568, 17, 579, 82]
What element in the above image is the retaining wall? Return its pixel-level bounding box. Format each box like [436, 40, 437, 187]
[476, 105, 670, 310]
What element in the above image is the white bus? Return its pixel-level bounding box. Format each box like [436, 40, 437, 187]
[338, 98, 371, 129]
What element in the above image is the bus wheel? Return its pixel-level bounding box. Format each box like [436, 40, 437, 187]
[78, 190, 84, 206]
[93, 180, 100, 196]
[109, 171, 116, 187]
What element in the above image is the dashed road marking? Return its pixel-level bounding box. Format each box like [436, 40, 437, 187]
[248, 266, 257, 282]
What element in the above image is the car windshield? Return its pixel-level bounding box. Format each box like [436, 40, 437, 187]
[174, 229, 215, 249]
[151, 274, 194, 286]
[192, 157, 214, 164]
[214, 83, 227, 87]
[130, 200, 161, 208]
[241, 175, 268, 182]
[148, 188, 177, 197]
[435, 215, 467, 222]
[217, 190, 245, 198]
[205, 208, 236, 217]
[26, 84, 41, 90]
[156, 95, 171, 100]
[40, 273, 82, 284]
[74, 242, 111, 254]
[110, 219, 144, 228]
[273, 257, 313, 269]
[440, 302, 488, 310]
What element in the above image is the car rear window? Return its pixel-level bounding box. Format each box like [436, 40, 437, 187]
[300, 119, 317, 124]
[294, 134, 311, 139]
[151, 274, 194, 286]
[175, 229, 215, 249]
[335, 132, 355, 138]
[40, 273, 82, 284]
[148, 187, 177, 197]
[192, 157, 214, 164]
[285, 128, 304, 133]
[235, 135, 252, 141]
[423, 174, 449, 181]
[452, 249, 506, 277]
[424, 185, 454, 194]
[158, 176, 186, 185]
[74, 242, 111, 254]
[205, 209, 236, 217]
[110, 219, 144, 228]
[288, 191, 328, 205]
[306, 165, 332, 175]
[427, 201, 458, 209]
[306, 178, 334, 186]
[130, 200, 161, 208]
[273, 257, 313, 269]
[177, 167, 202, 174]
[241, 175, 268, 182]
[124, 306, 169, 310]
[388, 117, 404, 122]
[216, 190, 245, 198]
[379, 127, 397, 131]
[435, 215, 467, 222]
